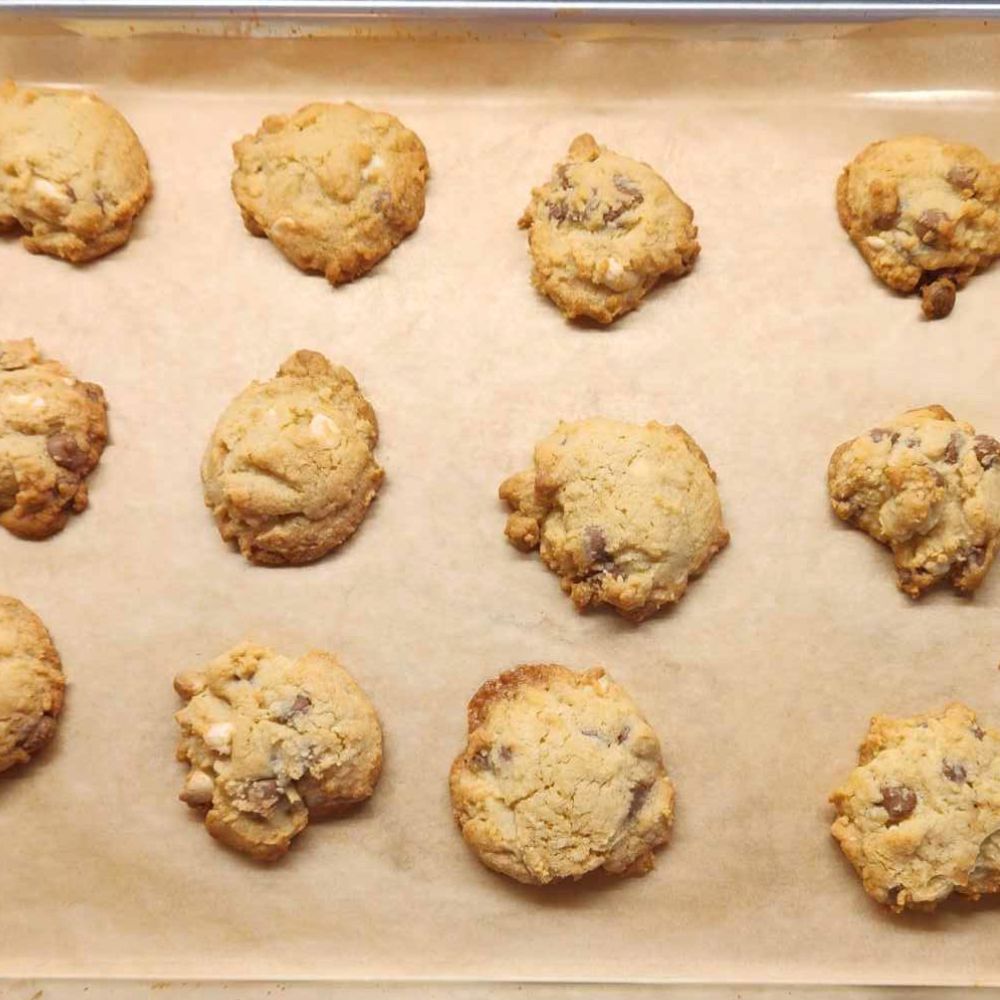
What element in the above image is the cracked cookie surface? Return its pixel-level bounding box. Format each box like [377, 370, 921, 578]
[831, 703, 1000, 912]
[201, 349, 384, 566]
[0, 595, 64, 774]
[828, 405, 1000, 598]
[518, 133, 699, 324]
[174, 642, 383, 861]
[0, 79, 151, 262]
[837, 135, 1000, 319]
[231, 101, 428, 285]
[0, 339, 109, 540]
[449, 664, 674, 885]
[500, 417, 728, 621]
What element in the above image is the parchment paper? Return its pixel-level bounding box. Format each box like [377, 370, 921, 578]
[1, 19, 1000, 987]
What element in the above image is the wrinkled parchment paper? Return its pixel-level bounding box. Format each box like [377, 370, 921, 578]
[1, 19, 1000, 987]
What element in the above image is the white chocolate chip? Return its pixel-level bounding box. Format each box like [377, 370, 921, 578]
[309, 413, 341, 443]
[180, 769, 215, 805]
[606, 258, 624, 280]
[5, 393, 45, 410]
[263, 407, 281, 428]
[31, 177, 72, 206]
[204, 721, 233, 753]
[61, 377, 77, 387]
[865, 236, 887, 250]
[361, 154, 385, 181]
[31, 397, 46, 410]
[271, 216, 298, 234]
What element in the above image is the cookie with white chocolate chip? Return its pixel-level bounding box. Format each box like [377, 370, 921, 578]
[0, 79, 151, 262]
[0, 339, 109, 540]
[518, 134, 699, 324]
[827, 405, 1000, 598]
[201, 349, 384, 566]
[0, 595, 64, 774]
[837, 135, 1000, 319]
[830, 703, 1000, 912]
[450, 664, 674, 885]
[231, 101, 429, 285]
[174, 642, 383, 861]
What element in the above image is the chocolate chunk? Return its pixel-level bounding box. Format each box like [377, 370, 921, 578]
[547, 200, 568, 222]
[920, 277, 956, 320]
[584, 525, 610, 565]
[290, 693, 311, 715]
[915, 209, 949, 245]
[946, 163, 978, 192]
[972, 724, 986, 741]
[16, 715, 55, 754]
[245, 778, 281, 813]
[604, 173, 644, 224]
[942, 761, 967, 783]
[627, 783, 650, 820]
[879, 784, 917, 823]
[46, 433, 89, 473]
[886, 884, 903, 905]
[498, 745, 513, 762]
[470, 748, 492, 771]
[967, 545, 987, 567]
[943, 432, 962, 464]
[372, 189, 392, 213]
[869, 428, 892, 443]
[555, 163, 572, 191]
[974, 435, 1000, 470]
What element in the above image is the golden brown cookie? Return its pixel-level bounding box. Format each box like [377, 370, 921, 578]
[0, 339, 109, 540]
[201, 350, 384, 566]
[174, 642, 383, 861]
[837, 135, 1000, 319]
[831, 703, 1000, 912]
[828, 405, 1000, 598]
[500, 417, 728, 621]
[0, 79, 151, 262]
[450, 664, 674, 885]
[0, 595, 64, 774]
[518, 134, 699, 324]
[231, 101, 428, 285]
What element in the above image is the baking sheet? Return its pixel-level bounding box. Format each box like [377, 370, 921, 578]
[2, 18, 1000, 989]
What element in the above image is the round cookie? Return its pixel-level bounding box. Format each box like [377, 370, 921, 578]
[518, 133, 699, 324]
[231, 101, 429, 285]
[828, 405, 1000, 598]
[830, 703, 1000, 912]
[0, 79, 151, 262]
[0, 596, 64, 774]
[450, 664, 674, 885]
[201, 349, 384, 566]
[174, 642, 383, 861]
[500, 417, 729, 621]
[0, 339, 109, 540]
[837, 135, 1000, 319]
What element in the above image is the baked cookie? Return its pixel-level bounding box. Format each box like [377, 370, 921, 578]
[0, 79, 151, 262]
[201, 350, 384, 566]
[174, 642, 382, 861]
[828, 405, 1000, 598]
[831, 703, 1000, 912]
[231, 101, 428, 285]
[837, 135, 1000, 319]
[500, 418, 728, 621]
[0, 339, 109, 540]
[0, 596, 64, 774]
[518, 134, 699, 324]
[450, 664, 674, 885]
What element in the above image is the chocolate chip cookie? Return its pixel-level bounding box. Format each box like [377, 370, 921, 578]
[201, 350, 384, 566]
[231, 101, 428, 285]
[837, 135, 1000, 319]
[518, 134, 699, 324]
[174, 642, 383, 861]
[500, 417, 728, 621]
[0, 79, 151, 262]
[0, 339, 109, 540]
[828, 405, 1000, 598]
[450, 664, 674, 885]
[0, 596, 64, 774]
[831, 703, 1000, 912]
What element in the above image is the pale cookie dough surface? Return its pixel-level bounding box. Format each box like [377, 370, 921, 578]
[518, 133, 699, 324]
[828, 405, 1000, 598]
[500, 417, 728, 621]
[831, 703, 1000, 912]
[0, 79, 151, 262]
[231, 101, 429, 285]
[174, 642, 383, 862]
[0, 339, 109, 540]
[201, 349, 384, 566]
[837, 135, 1000, 319]
[0, 596, 64, 774]
[450, 664, 674, 885]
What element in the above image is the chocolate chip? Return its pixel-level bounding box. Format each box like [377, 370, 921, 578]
[869, 428, 892, 443]
[943, 432, 962, 464]
[584, 525, 610, 565]
[915, 209, 949, 244]
[617, 725, 631, 744]
[920, 277, 956, 320]
[603, 173, 644, 224]
[974, 435, 1000, 470]
[627, 783, 650, 820]
[470, 748, 492, 771]
[967, 545, 987, 567]
[887, 884, 904, 905]
[879, 785, 917, 823]
[613, 174, 643, 200]
[943, 761, 967, 783]
[290, 693, 310, 715]
[547, 200, 568, 222]
[498, 745, 512, 762]
[372, 189, 392, 213]
[555, 163, 572, 191]
[972, 724, 985, 741]
[947, 163, 978, 192]
[245, 778, 281, 814]
[46, 433, 88, 473]
[16, 715, 55, 754]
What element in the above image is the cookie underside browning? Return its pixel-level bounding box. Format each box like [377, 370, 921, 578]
[450, 664, 675, 884]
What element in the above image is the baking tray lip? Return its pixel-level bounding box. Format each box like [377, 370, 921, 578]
[4, 0, 1000, 19]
